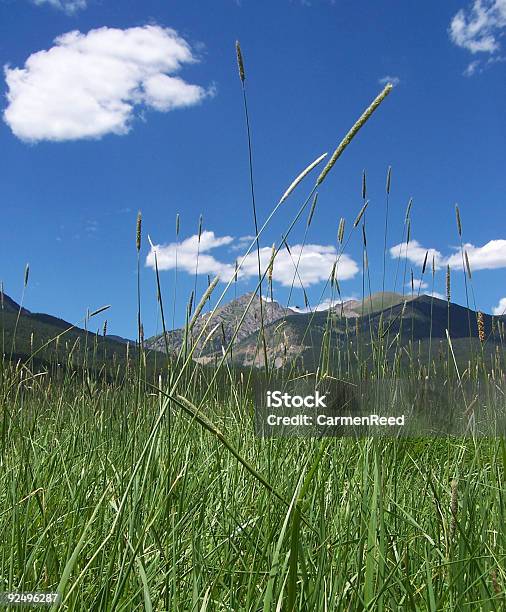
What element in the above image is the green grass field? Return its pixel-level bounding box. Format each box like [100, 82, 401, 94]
[0, 361, 505, 610]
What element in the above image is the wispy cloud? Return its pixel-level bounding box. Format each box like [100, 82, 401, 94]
[33, 0, 87, 14]
[379, 75, 400, 87]
[4, 25, 213, 142]
[390, 238, 506, 273]
[229, 235, 256, 252]
[463, 59, 481, 76]
[290, 0, 336, 6]
[146, 230, 359, 288]
[449, 1, 506, 74]
[85, 219, 98, 234]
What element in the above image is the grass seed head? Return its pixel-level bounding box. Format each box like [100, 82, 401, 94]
[317, 83, 393, 186]
[307, 192, 318, 226]
[236, 40, 245, 83]
[267, 243, 276, 283]
[465, 250, 472, 279]
[198, 214, 203, 241]
[136, 212, 142, 252]
[446, 265, 451, 303]
[477, 311, 485, 343]
[188, 291, 194, 317]
[455, 204, 462, 237]
[491, 569, 501, 595]
[189, 276, 220, 330]
[405, 197, 413, 222]
[279, 153, 327, 205]
[354, 201, 368, 227]
[338, 217, 345, 243]
[450, 479, 458, 537]
[386, 165, 392, 194]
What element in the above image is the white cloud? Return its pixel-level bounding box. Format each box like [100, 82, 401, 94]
[391, 238, 506, 275]
[288, 296, 357, 313]
[390, 240, 445, 269]
[446, 240, 506, 270]
[241, 243, 358, 287]
[450, 1, 506, 55]
[146, 231, 235, 279]
[33, 0, 87, 14]
[147, 232, 359, 288]
[406, 279, 429, 290]
[379, 75, 400, 87]
[492, 297, 506, 315]
[422, 291, 447, 301]
[4, 25, 211, 142]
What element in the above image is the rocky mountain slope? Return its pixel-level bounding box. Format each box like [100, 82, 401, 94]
[146, 292, 292, 359]
[145, 290, 505, 370]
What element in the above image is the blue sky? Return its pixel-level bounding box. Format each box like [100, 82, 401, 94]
[1, 0, 505, 339]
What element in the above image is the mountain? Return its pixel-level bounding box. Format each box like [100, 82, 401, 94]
[326, 291, 410, 318]
[5, 287, 502, 375]
[1, 292, 30, 315]
[146, 291, 505, 370]
[146, 291, 292, 359]
[0, 291, 137, 373]
[231, 294, 505, 369]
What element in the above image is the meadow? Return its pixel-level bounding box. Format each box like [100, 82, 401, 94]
[0, 43, 505, 611]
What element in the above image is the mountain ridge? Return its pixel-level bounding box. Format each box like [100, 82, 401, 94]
[145, 290, 505, 369]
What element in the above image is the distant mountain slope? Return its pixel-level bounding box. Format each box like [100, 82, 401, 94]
[0, 291, 136, 371]
[1, 292, 30, 315]
[329, 291, 410, 318]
